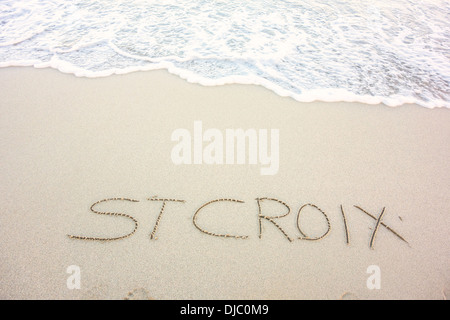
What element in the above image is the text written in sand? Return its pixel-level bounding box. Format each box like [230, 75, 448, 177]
[68, 197, 409, 250]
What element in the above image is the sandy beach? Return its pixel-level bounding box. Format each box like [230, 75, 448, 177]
[0, 67, 449, 299]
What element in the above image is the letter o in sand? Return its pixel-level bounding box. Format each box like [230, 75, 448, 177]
[297, 203, 331, 241]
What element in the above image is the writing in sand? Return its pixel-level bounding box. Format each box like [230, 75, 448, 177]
[68, 196, 409, 250]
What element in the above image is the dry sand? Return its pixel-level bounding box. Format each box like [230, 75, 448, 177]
[0, 67, 449, 299]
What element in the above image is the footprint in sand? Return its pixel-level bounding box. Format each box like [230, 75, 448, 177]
[340, 292, 359, 300]
[124, 288, 153, 300]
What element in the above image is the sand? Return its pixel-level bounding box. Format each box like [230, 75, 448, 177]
[0, 67, 449, 299]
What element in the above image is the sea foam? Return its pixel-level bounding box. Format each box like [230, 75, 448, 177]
[0, 0, 449, 108]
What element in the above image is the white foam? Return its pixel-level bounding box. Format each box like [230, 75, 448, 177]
[0, 0, 448, 108]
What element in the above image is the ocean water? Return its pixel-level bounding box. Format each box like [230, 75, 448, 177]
[0, 0, 449, 108]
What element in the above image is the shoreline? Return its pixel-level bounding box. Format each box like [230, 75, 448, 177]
[1, 65, 447, 109]
[0, 67, 449, 299]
